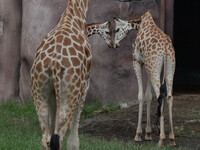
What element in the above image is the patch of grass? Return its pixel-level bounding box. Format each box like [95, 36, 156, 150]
[0, 101, 41, 150]
[79, 135, 185, 150]
[81, 100, 101, 118]
[0, 101, 188, 150]
[81, 100, 121, 118]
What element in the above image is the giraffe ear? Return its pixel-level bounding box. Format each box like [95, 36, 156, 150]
[113, 17, 119, 22]
[101, 21, 109, 28]
[106, 21, 111, 28]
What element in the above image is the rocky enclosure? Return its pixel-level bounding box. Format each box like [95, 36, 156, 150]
[0, 0, 166, 103]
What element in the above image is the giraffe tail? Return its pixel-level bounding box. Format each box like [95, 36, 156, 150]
[50, 134, 60, 150]
[156, 51, 168, 130]
[161, 51, 168, 85]
[50, 59, 62, 150]
[156, 83, 167, 130]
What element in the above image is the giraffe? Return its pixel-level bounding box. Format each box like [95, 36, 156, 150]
[87, 21, 112, 48]
[113, 10, 176, 147]
[30, 0, 92, 149]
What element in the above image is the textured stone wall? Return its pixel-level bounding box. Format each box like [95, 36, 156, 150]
[19, 0, 69, 100]
[86, 0, 160, 104]
[0, 0, 22, 101]
[0, 0, 166, 104]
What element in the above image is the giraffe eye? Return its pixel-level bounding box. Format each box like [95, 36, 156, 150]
[115, 28, 120, 32]
[105, 31, 110, 34]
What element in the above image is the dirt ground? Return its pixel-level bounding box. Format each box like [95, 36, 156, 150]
[79, 94, 200, 150]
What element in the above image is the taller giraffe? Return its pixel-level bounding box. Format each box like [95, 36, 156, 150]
[113, 10, 176, 147]
[30, 0, 91, 150]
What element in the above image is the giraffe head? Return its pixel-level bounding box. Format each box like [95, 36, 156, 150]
[87, 21, 112, 48]
[98, 21, 113, 48]
[113, 17, 141, 49]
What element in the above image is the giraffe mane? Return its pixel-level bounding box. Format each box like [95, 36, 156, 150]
[87, 23, 100, 26]
[144, 9, 151, 14]
[128, 16, 142, 23]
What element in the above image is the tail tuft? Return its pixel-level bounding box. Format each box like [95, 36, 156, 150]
[50, 134, 60, 150]
[156, 84, 167, 130]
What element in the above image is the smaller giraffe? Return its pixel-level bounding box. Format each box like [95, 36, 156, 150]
[113, 10, 176, 147]
[87, 21, 112, 48]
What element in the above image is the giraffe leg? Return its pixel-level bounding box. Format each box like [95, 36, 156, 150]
[54, 98, 75, 150]
[33, 95, 51, 150]
[148, 71, 166, 147]
[67, 82, 89, 150]
[133, 60, 144, 142]
[158, 94, 166, 147]
[168, 95, 176, 146]
[166, 58, 176, 146]
[144, 77, 152, 141]
[67, 104, 82, 150]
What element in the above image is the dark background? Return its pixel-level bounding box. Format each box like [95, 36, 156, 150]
[173, 0, 200, 93]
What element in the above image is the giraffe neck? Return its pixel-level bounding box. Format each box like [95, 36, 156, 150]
[57, 0, 90, 30]
[140, 11, 155, 29]
[71, 0, 90, 17]
[87, 23, 100, 37]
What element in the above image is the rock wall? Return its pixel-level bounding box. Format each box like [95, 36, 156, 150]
[19, 0, 68, 100]
[0, 0, 22, 101]
[0, 0, 164, 104]
[86, 0, 160, 104]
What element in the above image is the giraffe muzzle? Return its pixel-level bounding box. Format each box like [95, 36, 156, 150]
[113, 42, 120, 49]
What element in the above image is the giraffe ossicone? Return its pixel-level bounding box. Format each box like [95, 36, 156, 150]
[113, 10, 176, 147]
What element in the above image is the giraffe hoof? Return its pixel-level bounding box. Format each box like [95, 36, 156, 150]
[158, 139, 165, 147]
[134, 134, 142, 142]
[169, 139, 176, 147]
[145, 133, 152, 141]
[134, 137, 142, 142]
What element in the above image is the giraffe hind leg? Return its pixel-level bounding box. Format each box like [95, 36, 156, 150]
[67, 81, 89, 150]
[147, 67, 166, 147]
[165, 56, 176, 146]
[34, 97, 52, 150]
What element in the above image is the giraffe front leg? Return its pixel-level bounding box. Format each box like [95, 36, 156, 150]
[134, 100, 144, 142]
[144, 77, 152, 141]
[133, 60, 144, 142]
